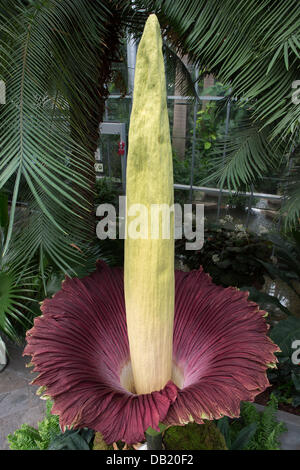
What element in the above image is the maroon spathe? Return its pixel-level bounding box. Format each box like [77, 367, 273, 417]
[24, 261, 279, 444]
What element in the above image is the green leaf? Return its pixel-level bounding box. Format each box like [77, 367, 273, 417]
[0, 267, 35, 341]
[292, 394, 300, 407]
[217, 416, 231, 448]
[291, 371, 300, 392]
[48, 429, 94, 450]
[0, 192, 8, 233]
[240, 286, 292, 317]
[0, 0, 114, 274]
[266, 45, 283, 74]
[145, 422, 167, 436]
[230, 422, 257, 450]
[270, 317, 300, 357]
[45, 273, 64, 296]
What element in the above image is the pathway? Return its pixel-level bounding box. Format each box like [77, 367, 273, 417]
[0, 340, 46, 450]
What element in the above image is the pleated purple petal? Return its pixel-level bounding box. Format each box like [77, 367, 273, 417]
[165, 268, 279, 425]
[24, 262, 279, 444]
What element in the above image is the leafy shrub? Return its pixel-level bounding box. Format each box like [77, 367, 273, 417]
[7, 400, 60, 450]
[94, 177, 122, 207]
[163, 421, 227, 450]
[48, 428, 95, 450]
[7, 400, 95, 450]
[224, 192, 247, 210]
[258, 231, 300, 301]
[172, 153, 190, 186]
[269, 316, 300, 407]
[217, 394, 286, 450]
[176, 223, 272, 288]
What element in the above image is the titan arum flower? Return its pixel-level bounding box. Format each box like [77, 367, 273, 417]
[24, 15, 279, 446]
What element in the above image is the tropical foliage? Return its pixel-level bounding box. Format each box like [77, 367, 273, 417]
[3, 5, 299, 449]
[8, 396, 286, 450]
[269, 316, 300, 408]
[217, 394, 286, 450]
[7, 399, 95, 450]
[138, 0, 300, 227]
[7, 400, 60, 450]
[0, 0, 132, 338]
[176, 222, 273, 288]
[0, 191, 36, 341]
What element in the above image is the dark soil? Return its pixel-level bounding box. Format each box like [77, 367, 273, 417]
[255, 386, 300, 416]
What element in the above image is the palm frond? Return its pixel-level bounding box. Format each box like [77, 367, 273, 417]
[0, 265, 36, 343]
[204, 118, 287, 190]
[0, 0, 131, 275]
[137, 0, 300, 140]
[0, 1, 95, 268]
[281, 146, 300, 229]
[163, 43, 199, 99]
[0, 189, 36, 341]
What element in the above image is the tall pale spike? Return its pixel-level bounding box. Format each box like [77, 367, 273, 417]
[124, 14, 175, 394]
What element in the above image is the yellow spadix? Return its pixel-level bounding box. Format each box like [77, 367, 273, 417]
[124, 14, 174, 395]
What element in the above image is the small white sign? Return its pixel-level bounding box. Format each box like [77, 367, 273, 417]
[94, 162, 103, 172]
[0, 335, 7, 366]
[291, 340, 300, 365]
[94, 148, 101, 161]
[0, 80, 6, 104]
[292, 80, 300, 105]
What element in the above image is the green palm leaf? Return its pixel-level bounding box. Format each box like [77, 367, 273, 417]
[204, 118, 285, 190]
[0, 266, 35, 342]
[138, 0, 300, 176]
[0, 1, 95, 268]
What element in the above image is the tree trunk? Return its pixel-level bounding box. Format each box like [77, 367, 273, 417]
[172, 54, 189, 160]
[69, 12, 125, 240]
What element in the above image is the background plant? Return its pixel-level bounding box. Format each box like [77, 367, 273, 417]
[7, 399, 95, 450]
[176, 222, 272, 288]
[7, 400, 60, 450]
[139, 0, 299, 228]
[217, 394, 286, 450]
[268, 316, 300, 408]
[258, 231, 300, 301]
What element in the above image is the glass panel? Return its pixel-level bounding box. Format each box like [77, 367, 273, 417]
[98, 134, 123, 181]
[105, 97, 131, 124]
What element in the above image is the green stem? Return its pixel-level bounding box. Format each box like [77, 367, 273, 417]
[145, 426, 164, 450]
